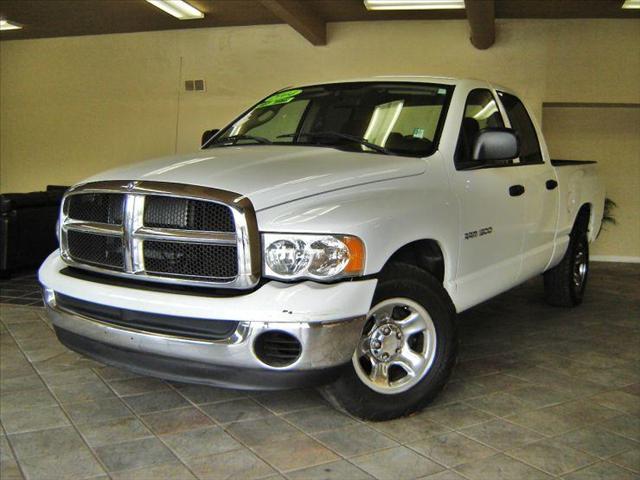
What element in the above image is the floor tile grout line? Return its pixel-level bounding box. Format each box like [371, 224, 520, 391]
[543, 426, 640, 462]
[164, 383, 296, 478]
[3, 316, 115, 480]
[402, 438, 499, 471]
[442, 418, 606, 479]
[446, 411, 640, 477]
[499, 446, 601, 478]
[0, 422, 29, 480]
[79, 372, 277, 478]
[605, 458, 640, 475]
[91, 369, 206, 480]
[162, 384, 395, 478]
[267, 405, 459, 480]
[0, 289, 43, 299]
[165, 382, 342, 478]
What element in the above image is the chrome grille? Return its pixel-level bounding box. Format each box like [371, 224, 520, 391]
[143, 241, 238, 279]
[60, 181, 260, 289]
[67, 193, 124, 224]
[67, 231, 124, 270]
[144, 196, 235, 232]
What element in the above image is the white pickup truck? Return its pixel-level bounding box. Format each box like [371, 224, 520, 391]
[40, 77, 604, 420]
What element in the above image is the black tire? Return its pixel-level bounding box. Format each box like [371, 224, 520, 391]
[544, 214, 590, 307]
[320, 262, 457, 421]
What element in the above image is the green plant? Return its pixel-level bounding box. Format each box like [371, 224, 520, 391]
[603, 197, 617, 225]
[598, 197, 617, 238]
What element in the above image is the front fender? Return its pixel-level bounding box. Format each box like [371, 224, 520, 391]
[256, 166, 458, 286]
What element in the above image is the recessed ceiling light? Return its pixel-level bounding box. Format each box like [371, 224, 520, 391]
[0, 19, 23, 31]
[146, 0, 204, 20]
[621, 0, 640, 8]
[364, 0, 465, 10]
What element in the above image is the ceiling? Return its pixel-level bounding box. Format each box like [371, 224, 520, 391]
[0, 0, 637, 42]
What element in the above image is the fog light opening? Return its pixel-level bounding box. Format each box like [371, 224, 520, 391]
[254, 331, 302, 368]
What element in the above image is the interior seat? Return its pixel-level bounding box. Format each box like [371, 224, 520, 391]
[460, 117, 480, 162]
[386, 132, 433, 155]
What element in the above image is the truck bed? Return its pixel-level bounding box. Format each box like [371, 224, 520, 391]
[552, 159, 604, 245]
[551, 159, 597, 167]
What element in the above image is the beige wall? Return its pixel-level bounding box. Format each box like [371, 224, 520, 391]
[1, 19, 639, 193]
[543, 106, 640, 259]
[1, 19, 639, 258]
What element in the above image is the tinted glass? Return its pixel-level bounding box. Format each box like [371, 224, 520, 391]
[455, 89, 505, 166]
[498, 92, 543, 164]
[209, 82, 453, 157]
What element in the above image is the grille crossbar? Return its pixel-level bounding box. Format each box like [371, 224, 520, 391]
[59, 181, 260, 289]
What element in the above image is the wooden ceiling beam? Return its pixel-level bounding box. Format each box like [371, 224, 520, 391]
[465, 0, 495, 50]
[259, 0, 326, 46]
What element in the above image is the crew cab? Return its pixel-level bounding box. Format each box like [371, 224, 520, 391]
[39, 77, 605, 420]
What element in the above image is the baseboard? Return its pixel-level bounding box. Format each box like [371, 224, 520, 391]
[591, 255, 640, 264]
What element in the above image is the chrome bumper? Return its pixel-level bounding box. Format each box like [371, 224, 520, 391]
[44, 288, 365, 388]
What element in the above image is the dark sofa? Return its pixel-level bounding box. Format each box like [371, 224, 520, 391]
[0, 186, 68, 278]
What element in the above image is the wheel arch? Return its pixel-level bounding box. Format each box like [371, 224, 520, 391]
[573, 203, 592, 237]
[383, 239, 448, 284]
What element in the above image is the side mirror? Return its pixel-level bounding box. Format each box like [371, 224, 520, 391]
[472, 128, 519, 163]
[201, 129, 220, 147]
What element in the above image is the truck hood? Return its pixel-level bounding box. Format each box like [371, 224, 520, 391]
[84, 146, 426, 210]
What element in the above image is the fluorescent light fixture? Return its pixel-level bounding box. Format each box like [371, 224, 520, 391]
[0, 19, 22, 31]
[622, 0, 640, 8]
[364, 0, 465, 10]
[146, 0, 204, 20]
[364, 100, 404, 148]
[472, 101, 498, 121]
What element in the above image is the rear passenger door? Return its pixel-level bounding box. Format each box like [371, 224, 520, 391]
[496, 91, 559, 279]
[450, 89, 527, 310]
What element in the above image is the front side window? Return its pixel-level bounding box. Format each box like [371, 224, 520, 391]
[207, 82, 453, 157]
[455, 89, 505, 168]
[498, 92, 543, 164]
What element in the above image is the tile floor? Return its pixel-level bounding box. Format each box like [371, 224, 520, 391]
[0, 262, 638, 480]
[0, 272, 42, 307]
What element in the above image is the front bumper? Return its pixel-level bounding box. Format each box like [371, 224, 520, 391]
[53, 327, 348, 389]
[40, 252, 376, 389]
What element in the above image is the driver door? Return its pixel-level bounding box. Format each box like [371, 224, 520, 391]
[450, 89, 527, 310]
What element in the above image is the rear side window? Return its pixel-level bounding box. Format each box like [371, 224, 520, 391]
[455, 89, 505, 168]
[498, 92, 543, 164]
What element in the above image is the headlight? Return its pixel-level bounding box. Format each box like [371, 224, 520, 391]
[263, 233, 365, 281]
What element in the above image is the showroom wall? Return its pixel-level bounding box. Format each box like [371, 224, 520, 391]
[1, 18, 639, 257]
[543, 106, 640, 260]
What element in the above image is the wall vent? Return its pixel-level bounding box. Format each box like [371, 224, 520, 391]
[185, 79, 206, 92]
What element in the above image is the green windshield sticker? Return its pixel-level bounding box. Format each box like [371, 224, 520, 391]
[413, 128, 425, 139]
[438, 88, 447, 95]
[256, 89, 303, 109]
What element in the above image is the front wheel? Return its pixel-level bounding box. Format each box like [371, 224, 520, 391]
[321, 263, 457, 421]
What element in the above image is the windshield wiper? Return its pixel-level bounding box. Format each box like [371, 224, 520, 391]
[278, 131, 392, 155]
[209, 134, 272, 147]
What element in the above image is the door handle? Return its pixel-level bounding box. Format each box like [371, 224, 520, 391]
[546, 179, 558, 190]
[509, 185, 525, 197]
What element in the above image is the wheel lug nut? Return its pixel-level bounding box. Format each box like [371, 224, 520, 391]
[382, 353, 389, 360]
[396, 347, 401, 353]
[396, 332, 402, 339]
[372, 341, 381, 349]
[382, 327, 390, 335]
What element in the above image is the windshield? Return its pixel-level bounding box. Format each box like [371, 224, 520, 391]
[206, 82, 453, 157]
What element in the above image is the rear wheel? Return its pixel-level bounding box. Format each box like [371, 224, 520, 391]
[321, 262, 457, 421]
[544, 216, 589, 307]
